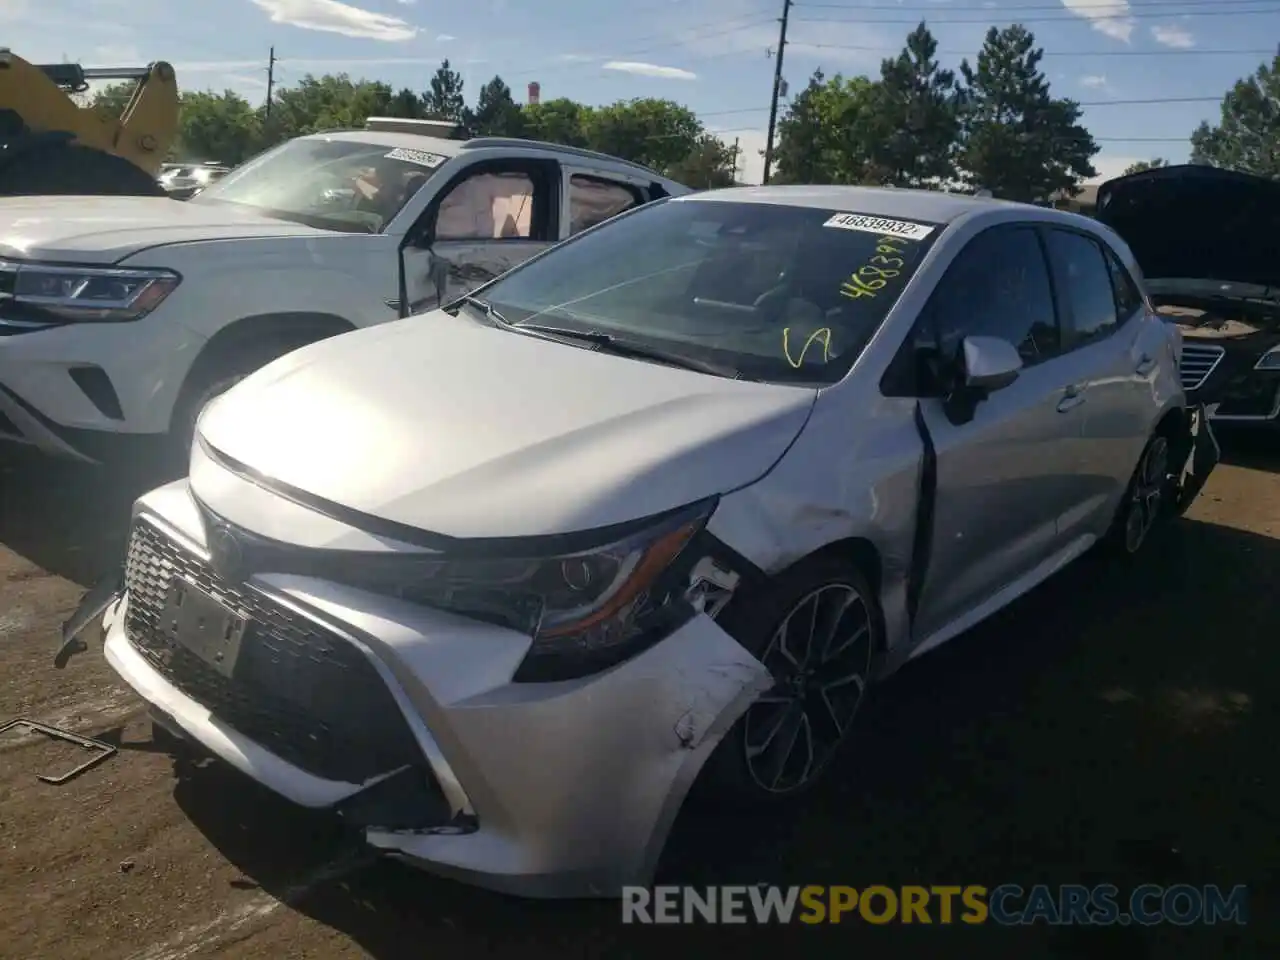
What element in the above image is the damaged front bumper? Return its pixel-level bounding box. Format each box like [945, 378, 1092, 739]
[57, 488, 771, 899]
[1173, 403, 1221, 514]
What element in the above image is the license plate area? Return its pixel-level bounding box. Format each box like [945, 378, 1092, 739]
[160, 578, 248, 679]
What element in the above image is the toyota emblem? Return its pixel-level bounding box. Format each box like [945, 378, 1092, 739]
[209, 523, 245, 583]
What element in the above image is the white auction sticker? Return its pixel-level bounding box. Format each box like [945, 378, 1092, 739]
[823, 213, 934, 241]
[385, 147, 448, 169]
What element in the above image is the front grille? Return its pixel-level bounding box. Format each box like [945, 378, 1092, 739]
[1179, 342, 1225, 392]
[123, 518, 426, 785]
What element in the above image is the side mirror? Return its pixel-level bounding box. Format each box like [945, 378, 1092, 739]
[961, 335, 1023, 392]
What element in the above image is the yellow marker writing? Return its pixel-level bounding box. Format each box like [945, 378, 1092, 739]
[783, 327, 832, 368]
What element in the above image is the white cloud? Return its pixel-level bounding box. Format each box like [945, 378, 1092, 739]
[1059, 0, 1135, 43]
[250, 0, 416, 42]
[1150, 24, 1195, 49]
[1079, 73, 1109, 89]
[603, 61, 697, 80]
[436, 33, 455, 41]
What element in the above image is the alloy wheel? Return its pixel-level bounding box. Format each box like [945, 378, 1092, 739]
[1124, 436, 1169, 554]
[743, 583, 873, 795]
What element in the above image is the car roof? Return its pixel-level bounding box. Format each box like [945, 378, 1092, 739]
[684, 183, 1053, 225]
[293, 129, 682, 188]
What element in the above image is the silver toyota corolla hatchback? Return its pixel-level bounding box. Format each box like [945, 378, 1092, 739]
[62, 185, 1219, 899]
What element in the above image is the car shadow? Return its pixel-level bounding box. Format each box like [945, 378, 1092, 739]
[156, 514, 1277, 958]
[0, 452, 169, 586]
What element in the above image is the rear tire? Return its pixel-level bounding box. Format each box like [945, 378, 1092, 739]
[694, 554, 882, 809]
[1104, 430, 1176, 557]
[0, 142, 166, 197]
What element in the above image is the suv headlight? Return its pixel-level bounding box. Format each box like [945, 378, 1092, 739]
[1254, 345, 1280, 371]
[0, 259, 180, 323]
[380, 502, 714, 682]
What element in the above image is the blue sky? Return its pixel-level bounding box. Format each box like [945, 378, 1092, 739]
[3, 0, 1275, 183]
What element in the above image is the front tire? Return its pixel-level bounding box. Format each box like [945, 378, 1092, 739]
[697, 554, 882, 807]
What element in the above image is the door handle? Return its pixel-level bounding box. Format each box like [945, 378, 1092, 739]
[1057, 384, 1086, 413]
[1135, 354, 1156, 375]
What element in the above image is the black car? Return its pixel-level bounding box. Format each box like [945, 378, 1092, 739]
[1096, 164, 1280, 430]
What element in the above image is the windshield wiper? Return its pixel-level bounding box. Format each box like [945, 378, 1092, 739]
[515, 324, 741, 378]
[452, 294, 512, 328]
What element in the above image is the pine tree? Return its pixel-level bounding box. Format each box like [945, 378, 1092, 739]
[956, 25, 1098, 202]
[422, 59, 465, 122]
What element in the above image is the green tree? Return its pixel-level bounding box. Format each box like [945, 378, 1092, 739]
[270, 74, 392, 138]
[88, 82, 135, 121]
[175, 90, 262, 165]
[956, 24, 1098, 202]
[1121, 158, 1167, 176]
[583, 98, 702, 171]
[666, 134, 737, 188]
[865, 22, 960, 186]
[471, 76, 524, 136]
[772, 71, 881, 184]
[387, 87, 423, 119]
[423, 59, 465, 122]
[521, 98, 592, 146]
[1190, 51, 1280, 177]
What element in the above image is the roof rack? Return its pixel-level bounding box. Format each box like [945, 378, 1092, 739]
[461, 137, 666, 178]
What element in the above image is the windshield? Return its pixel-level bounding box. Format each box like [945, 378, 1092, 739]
[191, 138, 446, 233]
[477, 198, 940, 384]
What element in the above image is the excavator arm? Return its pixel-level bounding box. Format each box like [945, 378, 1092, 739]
[0, 49, 179, 196]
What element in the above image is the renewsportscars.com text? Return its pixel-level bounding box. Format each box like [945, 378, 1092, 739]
[621, 884, 1249, 926]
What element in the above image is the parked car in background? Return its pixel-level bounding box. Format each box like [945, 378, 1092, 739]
[0, 121, 688, 465]
[1096, 164, 1280, 432]
[62, 185, 1218, 899]
[159, 162, 231, 199]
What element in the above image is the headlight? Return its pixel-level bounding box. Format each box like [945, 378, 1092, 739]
[1254, 345, 1280, 371]
[0, 259, 180, 323]
[387, 503, 713, 681]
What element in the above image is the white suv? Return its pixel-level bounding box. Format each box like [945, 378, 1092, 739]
[0, 122, 687, 464]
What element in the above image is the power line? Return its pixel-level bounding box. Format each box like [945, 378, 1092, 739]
[795, 40, 1277, 57]
[763, 0, 793, 183]
[799, 0, 1279, 9]
[795, 2, 1280, 24]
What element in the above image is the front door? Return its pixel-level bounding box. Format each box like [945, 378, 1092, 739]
[401, 158, 562, 314]
[910, 224, 1087, 641]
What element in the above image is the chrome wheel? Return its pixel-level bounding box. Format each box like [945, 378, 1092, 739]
[743, 583, 873, 795]
[1124, 436, 1169, 554]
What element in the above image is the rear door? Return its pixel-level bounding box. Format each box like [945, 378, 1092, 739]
[906, 224, 1085, 640]
[561, 165, 652, 237]
[1041, 227, 1152, 537]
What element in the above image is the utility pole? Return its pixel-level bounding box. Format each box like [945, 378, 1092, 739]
[265, 46, 277, 117]
[732, 136, 741, 182]
[761, 0, 791, 184]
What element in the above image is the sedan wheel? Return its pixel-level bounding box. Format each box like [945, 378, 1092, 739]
[743, 582, 873, 796]
[1122, 435, 1169, 554]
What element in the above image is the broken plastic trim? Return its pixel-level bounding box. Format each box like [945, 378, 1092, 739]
[54, 569, 123, 668]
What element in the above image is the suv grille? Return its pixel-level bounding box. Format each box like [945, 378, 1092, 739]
[1179, 342, 1225, 392]
[123, 519, 425, 785]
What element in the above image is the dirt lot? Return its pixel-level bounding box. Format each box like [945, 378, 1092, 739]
[2, 441, 1279, 959]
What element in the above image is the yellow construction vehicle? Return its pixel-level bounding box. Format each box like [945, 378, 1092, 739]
[0, 49, 179, 197]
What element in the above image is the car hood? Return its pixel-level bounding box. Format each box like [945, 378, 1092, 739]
[0, 196, 330, 264]
[1095, 164, 1280, 289]
[196, 315, 817, 540]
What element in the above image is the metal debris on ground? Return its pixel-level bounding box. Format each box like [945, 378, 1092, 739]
[0, 717, 117, 784]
